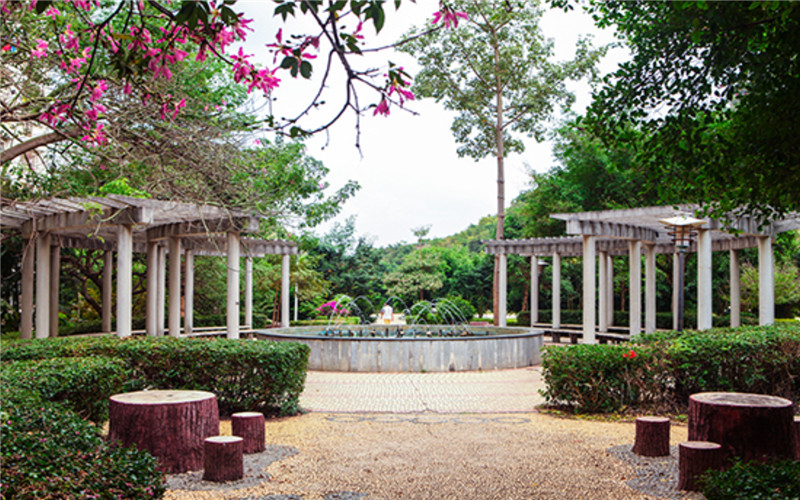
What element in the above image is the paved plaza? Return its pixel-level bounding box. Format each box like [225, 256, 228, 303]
[299, 367, 547, 413]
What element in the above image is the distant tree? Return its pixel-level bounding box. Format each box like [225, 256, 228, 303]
[400, 0, 604, 324]
[384, 248, 445, 302]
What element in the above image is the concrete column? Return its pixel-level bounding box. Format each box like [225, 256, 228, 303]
[294, 284, 299, 322]
[184, 249, 194, 334]
[168, 237, 182, 336]
[35, 232, 51, 339]
[757, 236, 775, 326]
[530, 256, 539, 325]
[498, 253, 507, 327]
[245, 255, 253, 328]
[102, 250, 113, 333]
[729, 249, 741, 328]
[146, 241, 158, 336]
[116, 224, 133, 337]
[20, 237, 34, 340]
[552, 252, 561, 329]
[49, 242, 60, 337]
[606, 253, 614, 327]
[157, 244, 166, 336]
[281, 254, 290, 328]
[226, 232, 240, 339]
[697, 229, 713, 330]
[644, 244, 656, 334]
[582, 235, 596, 344]
[598, 251, 608, 333]
[628, 240, 642, 336]
[672, 253, 680, 331]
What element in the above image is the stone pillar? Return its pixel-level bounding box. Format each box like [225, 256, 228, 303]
[607, 253, 614, 328]
[697, 229, 713, 330]
[629, 240, 642, 336]
[757, 236, 775, 326]
[116, 224, 134, 337]
[157, 244, 166, 336]
[672, 253, 680, 331]
[552, 252, 561, 329]
[35, 232, 51, 339]
[20, 237, 34, 340]
[102, 250, 113, 333]
[168, 237, 182, 336]
[530, 255, 539, 325]
[582, 235, 596, 344]
[281, 254, 290, 328]
[498, 253, 507, 327]
[185, 249, 194, 334]
[645, 244, 656, 334]
[226, 232, 240, 339]
[730, 249, 741, 328]
[49, 241, 60, 337]
[598, 250, 608, 333]
[146, 241, 158, 336]
[245, 256, 253, 329]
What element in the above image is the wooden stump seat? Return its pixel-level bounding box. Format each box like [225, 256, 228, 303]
[231, 411, 266, 454]
[108, 390, 220, 473]
[203, 436, 244, 482]
[688, 392, 794, 463]
[632, 416, 670, 457]
[678, 441, 723, 491]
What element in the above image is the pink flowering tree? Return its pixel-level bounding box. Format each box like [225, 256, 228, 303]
[1, 0, 465, 172]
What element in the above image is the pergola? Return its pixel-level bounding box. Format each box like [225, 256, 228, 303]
[1, 195, 298, 339]
[486, 204, 800, 343]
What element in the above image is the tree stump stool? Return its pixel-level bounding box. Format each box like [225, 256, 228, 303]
[203, 436, 244, 482]
[108, 390, 219, 473]
[688, 392, 793, 463]
[793, 416, 800, 460]
[678, 441, 723, 491]
[632, 416, 670, 457]
[231, 412, 265, 454]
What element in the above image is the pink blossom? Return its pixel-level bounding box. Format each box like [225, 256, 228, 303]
[232, 15, 254, 40]
[31, 39, 48, 59]
[81, 123, 107, 145]
[254, 139, 261, 145]
[432, 9, 468, 28]
[90, 80, 108, 102]
[45, 5, 60, 19]
[374, 98, 390, 116]
[61, 25, 79, 52]
[195, 43, 208, 62]
[248, 68, 280, 94]
[123, 81, 132, 95]
[171, 98, 186, 119]
[214, 28, 235, 52]
[231, 47, 253, 83]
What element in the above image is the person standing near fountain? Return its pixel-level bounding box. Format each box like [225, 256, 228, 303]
[381, 304, 394, 324]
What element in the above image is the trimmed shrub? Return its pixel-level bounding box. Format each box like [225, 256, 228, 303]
[541, 323, 800, 413]
[701, 460, 800, 499]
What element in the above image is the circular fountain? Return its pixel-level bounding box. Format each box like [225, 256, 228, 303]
[255, 297, 545, 372]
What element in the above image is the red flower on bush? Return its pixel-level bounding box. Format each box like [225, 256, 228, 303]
[622, 350, 637, 359]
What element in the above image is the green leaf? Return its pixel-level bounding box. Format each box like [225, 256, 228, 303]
[300, 60, 313, 79]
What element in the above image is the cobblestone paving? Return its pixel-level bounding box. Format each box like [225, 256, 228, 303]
[299, 367, 545, 413]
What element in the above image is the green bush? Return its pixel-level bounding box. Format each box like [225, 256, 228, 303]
[541, 323, 800, 413]
[1, 335, 311, 416]
[0, 387, 165, 499]
[701, 460, 800, 499]
[2, 356, 130, 422]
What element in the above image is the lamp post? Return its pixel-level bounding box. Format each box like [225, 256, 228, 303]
[659, 215, 705, 331]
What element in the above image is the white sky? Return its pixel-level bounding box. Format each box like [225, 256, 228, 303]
[236, 1, 629, 246]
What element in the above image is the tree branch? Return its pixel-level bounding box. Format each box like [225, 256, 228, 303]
[0, 128, 80, 164]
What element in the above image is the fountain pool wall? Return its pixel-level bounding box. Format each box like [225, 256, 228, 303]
[255, 326, 545, 372]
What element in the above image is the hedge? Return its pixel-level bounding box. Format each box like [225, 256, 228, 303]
[517, 310, 759, 329]
[541, 323, 800, 413]
[1, 336, 311, 416]
[701, 460, 800, 499]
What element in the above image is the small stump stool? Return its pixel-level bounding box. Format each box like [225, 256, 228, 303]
[792, 416, 800, 460]
[231, 412, 265, 454]
[108, 390, 219, 473]
[688, 392, 794, 463]
[203, 436, 243, 482]
[679, 441, 723, 491]
[632, 416, 670, 457]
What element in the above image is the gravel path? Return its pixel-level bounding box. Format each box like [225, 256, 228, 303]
[165, 413, 697, 500]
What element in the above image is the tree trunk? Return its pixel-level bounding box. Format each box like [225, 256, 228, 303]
[632, 416, 670, 457]
[108, 390, 220, 473]
[688, 392, 794, 463]
[203, 436, 244, 482]
[679, 441, 723, 491]
[231, 412, 265, 454]
[492, 27, 505, 327]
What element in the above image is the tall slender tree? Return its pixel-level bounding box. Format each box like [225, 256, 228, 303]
[400, 0, 604, 324]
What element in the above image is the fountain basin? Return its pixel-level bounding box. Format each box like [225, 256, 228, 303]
[255, 325, 544, 372]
